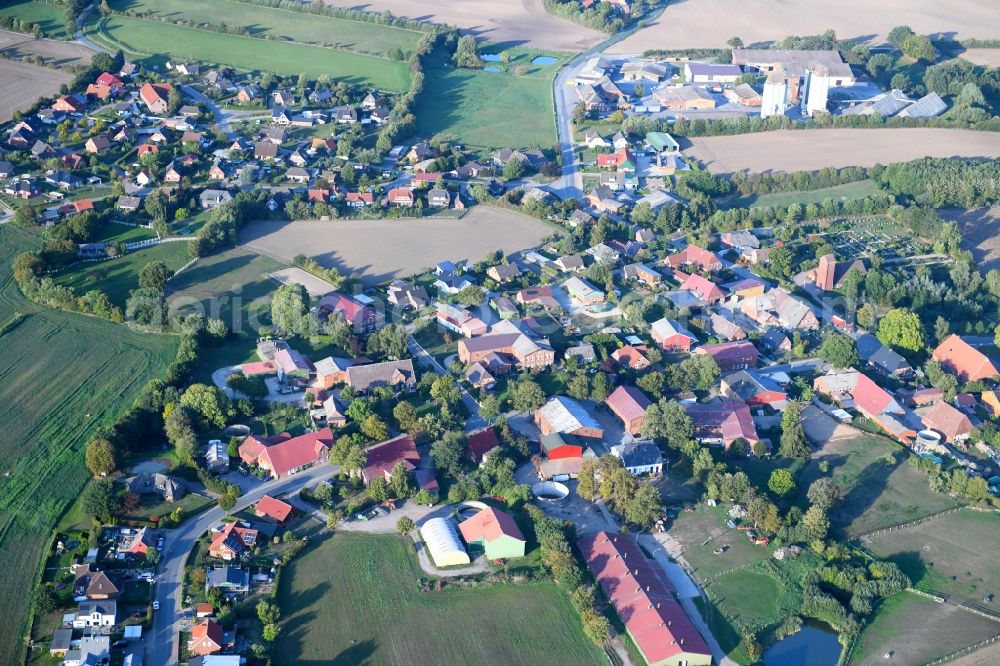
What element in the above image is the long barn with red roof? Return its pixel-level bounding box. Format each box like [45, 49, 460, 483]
[579, 531, 713, 666]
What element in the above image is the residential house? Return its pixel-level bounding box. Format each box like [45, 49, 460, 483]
[651, 318, 698, 351]
[696, 340, 758, 372]
[139, 83, 172, 114]
[190, 619, 224, 656]
[665, 245, 721, 272]
[199, 189, 233, 210]
[918, 401, 974, 443]
[597, 148, 636, 172]
[64, 635, 111, 666]
[606, 385, 653, 436]
[124, 473, 186, 502]
[761, 328, 791, 354]
[536, 396, 604, 439]
[85, 135, 111, 154]
[721, 370, 788, 409]
[565, 343, 597, 364]
[361, 434, 420, 485]
[208, 521, 259, 560]
[345, 359, 417, 392]
[579, 532, 713, 666]
[813, 370, 918, 442]
[238, 429, 334, 479]
[85, 571, 121, 600]
[285, 166, 309, 183]
[205, 567, 250, 595]
[434, 272, 475, 295]
[387, 187, 415, 206]
[436, 302, 487, 337]
[611, 345, 651, 371]
[554, 254, 585, 273]
[852, 332, 912, 377]
[346, 191, 374, 207]
[74, 600, 116, 628]
[457, 332, 555, 369]
[317, 292, 383, 333]
[322, 395, 347, 427]
[623, 262, 661, 286]
[466, 427, 501, 465]
[680, 273, 725, 304]
[685, 398, 759, 449]
[708, 312, 747, 341]
[569, 210, 595, 227]
[386, 279, 429, 310]
[254, 141, 279, 161]
[255, 495, 293, 524]
[610, 440, 664, 476]
[722, 277, 766, 300]
[491, 295, 518, 320]
[721, 230, 761, 250]
[932, 335, 999, 382]
[564, 276, 605, 305]
[458, 506, 526, 559]
[427, 187, 450, 207]
[486, 263, 521, 283]
[205, 440, 229, 474]
[740, 289, 819, 330]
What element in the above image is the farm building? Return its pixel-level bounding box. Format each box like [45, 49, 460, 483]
[536, 396, 604, 439]
[458, 505, 527, 560]
[684, 62, 742, 83]
[695, 341, 758, 373]
[932, 335, 999, 382]
[651, 318, 698, 352]
[361, 434, 420, 485]
[579, 532, 712, 666]
[238, 428, 333, 479]
[420, 517, 471, 567]
[606, 385, 653, 436]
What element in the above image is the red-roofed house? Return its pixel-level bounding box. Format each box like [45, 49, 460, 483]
[932, 335, 999, 382]
[124, 526, 156, 556]
[52, 95, 86, 113]
[189, 619, 223, 656]
[606, 385, 653, 435]
[208, 522, 258, 560]
[96, 72, 124, 90]
[611, 345, 650, 371]
[684, 399, 759, 449]
[665, 245, 722, 272]
[318, 293, 383, 333]
[679, 273, 725, 303]
[695, 340, 757, 372]
[139, 83, 173, 114]
[650, 318, 698, 352]
[466, 427, 501, 464]
[597, 148, 636, 171]
[919, 401, 974, 443]
[387, 187, 415, 206]
[238, 428, 333, 479]
[255, 495, 293, 523]
[458, 506, 526, 559]
[361, 434, 420, 485]
[579, 532, 713, 666]
[814, 371, 917, 443]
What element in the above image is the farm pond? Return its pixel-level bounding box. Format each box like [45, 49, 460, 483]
[764, 622, 841, 666]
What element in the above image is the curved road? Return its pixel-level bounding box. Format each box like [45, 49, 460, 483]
[147, 462, 337, 665]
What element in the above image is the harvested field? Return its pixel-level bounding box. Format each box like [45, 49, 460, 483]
[948, 641, 1000, 666]
[942, 206, 1000, 272]
[956, 48, 1000, 68]
[682, 129, 1000, 175]
[851, 593, 1000, 665]
[0, 57, 73, 122]
[608, 0, 1000, 52]
[327, 0, 603, 51]
[0, 29, 94, 66]
[863, 509, 1000, 607]
[238, 206, 555, 285]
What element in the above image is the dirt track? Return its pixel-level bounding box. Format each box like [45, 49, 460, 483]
[327, 0, 603, 51]
[608, 0, 1000, 51]
[238, 206, 555, 285]
[0, 58, 72, 122]
[682, 129, 1000, 174]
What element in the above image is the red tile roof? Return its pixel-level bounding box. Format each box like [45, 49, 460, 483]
[239, 428, 333, 478]
[466, 427, 501, 463]
[679, 273, 724, 302]
[256, 495, 293, 522]
[933, 335, 999, 382]
[139, 82, 172, 109]
[458, 506, 524, 543]
[579, 532, 711, 664]
[95, 72, 123, 89]
[666, 245, 721, 271]
[191, 619, 223, 655]
[606, 385, 652, 422]
[920, 401, 974, 441]
[362, 434, 419, 484]
[684, 399, 758, 445]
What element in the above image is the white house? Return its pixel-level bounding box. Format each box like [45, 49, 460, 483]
[611, 441, 664, 476]
[73, 600, 116, 628]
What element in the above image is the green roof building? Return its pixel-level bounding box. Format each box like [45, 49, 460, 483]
[458, 505, 526, 560]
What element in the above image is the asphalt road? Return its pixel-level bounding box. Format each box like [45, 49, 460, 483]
[147, 462, 337, 665]
[407, 331, 485, 430]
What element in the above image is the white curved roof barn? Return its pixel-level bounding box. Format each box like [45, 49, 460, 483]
[419, 517, 470, 567]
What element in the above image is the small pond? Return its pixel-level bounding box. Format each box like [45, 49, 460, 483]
[763, 622, 841, 666]
[481, 54, 502, 62]
[532, 56, 559, 65]
[483, 66, 502, 72]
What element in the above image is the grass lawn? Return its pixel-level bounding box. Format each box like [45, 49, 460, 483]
[719, 180, 882, 210]
[864, 509, 1000, 606]
[692, 596, 753, 665]
[668, 504, 773, 581]
[802, 434, 960, 539]
[92, 221, 157, 245]
[0, 226, 179, 665]
[110, 0, 424, 57]
[416, 48, 562, 149]
[0, 0, 71, 39]
[55, 240, 192, 308]
[850, 592, 1000, 665]
[86, 15, 411, 90]
[166, 245, 286, 330]
[275, 532, 605, 666]
[710, 570, 782, 628]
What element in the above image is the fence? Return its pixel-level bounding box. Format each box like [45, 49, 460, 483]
[923, 633, 1000, 666]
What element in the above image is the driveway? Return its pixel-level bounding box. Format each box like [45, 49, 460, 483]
[407, 328, 485, 430]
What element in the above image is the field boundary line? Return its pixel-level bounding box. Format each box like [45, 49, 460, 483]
[221, 0, 429, 37]
[923, 632, 1000, 666]
[850, 505, 971, 542]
